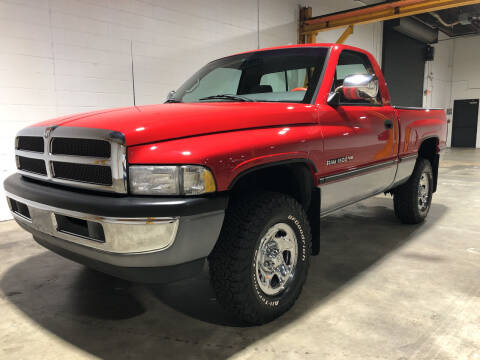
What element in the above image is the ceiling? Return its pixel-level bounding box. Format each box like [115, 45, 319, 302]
[354, 1, 480, 38]
[414, 4, 480, 37]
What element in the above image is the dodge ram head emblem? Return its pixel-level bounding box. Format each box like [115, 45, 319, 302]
[44, 125, 57, 138]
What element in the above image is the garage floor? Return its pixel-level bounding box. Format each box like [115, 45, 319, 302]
[0, 148, 479, 360]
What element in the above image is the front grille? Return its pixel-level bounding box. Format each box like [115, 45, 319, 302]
[17, 136, 44, 152]
[51, 138, 111, 158]
[17, 156, 47, 175]
[15, 127, 126, 193]
[52, 161, 112, 186]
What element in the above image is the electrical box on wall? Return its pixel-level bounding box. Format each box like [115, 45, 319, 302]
[425, 45, 435, 61]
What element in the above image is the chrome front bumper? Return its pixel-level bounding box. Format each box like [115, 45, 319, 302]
[7, 192, 180, 254]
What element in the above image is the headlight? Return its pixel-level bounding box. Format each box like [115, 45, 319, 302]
[129, 165, 216, 195]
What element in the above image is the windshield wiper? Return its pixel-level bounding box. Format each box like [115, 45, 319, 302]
[165, 99, 182, 103]
[199, 94, 255, 102]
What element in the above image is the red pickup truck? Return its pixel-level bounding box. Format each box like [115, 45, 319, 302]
[5, 44, 447, 324]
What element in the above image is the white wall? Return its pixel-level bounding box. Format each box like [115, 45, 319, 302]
[423, 35, 454, 110]
[423, 34, 454, 146]
[315, 21, 383, 65]
[424, 34, 480, 148]
[0, 0, 382, 220]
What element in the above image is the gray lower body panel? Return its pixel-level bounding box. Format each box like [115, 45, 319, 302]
[318, 155, 418, 216]
[389, 154, 417, 188]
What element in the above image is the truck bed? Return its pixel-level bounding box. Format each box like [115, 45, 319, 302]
[394, 107, 447, 157]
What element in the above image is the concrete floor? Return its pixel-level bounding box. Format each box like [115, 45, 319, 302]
[0, 148, 479, 360]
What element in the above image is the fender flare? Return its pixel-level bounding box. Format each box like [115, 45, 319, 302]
[227, 158, 321, 256]
[227, 158, 318, 190]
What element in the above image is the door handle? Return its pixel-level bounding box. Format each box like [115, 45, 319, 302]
[384, 119, 393, 129]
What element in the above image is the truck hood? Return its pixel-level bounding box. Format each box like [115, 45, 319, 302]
[32, 103, 317, 146]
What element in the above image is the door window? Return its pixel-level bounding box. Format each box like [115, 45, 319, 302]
[334, 50, 382, 105]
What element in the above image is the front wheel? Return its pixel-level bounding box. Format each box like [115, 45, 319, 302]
[208, 192, 312, 325]
[393, 158, 433, 224]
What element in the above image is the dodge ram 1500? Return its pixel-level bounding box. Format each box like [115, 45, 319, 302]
[4, 44, 447, 324]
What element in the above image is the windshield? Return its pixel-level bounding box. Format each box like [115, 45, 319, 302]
[173, 47, 329, 104]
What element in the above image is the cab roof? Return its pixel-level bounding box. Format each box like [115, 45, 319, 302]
[232, 43, 371, 57]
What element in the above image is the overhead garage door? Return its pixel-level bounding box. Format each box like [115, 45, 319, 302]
[382, 23, 426, 107]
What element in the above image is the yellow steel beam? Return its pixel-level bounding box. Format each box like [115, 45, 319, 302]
[298, 6, 312, 44]
[336, 25, 354, 44]
[301, 0, 480, 34]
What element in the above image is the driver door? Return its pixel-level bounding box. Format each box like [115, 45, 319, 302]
[320, 50, 398, 214]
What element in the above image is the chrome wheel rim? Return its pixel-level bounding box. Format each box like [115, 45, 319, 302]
[418, 172, 430, 213]
[254, 223, 298, 296]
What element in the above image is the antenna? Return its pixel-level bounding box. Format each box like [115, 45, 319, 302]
[257, 0, 260, 48]
[130, 40, 136, 106]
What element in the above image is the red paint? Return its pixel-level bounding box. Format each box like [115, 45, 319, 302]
[29, 44, 447, 192]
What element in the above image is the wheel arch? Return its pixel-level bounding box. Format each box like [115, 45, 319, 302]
[227, 159, 321, 255]
[418, 136, 440, 193]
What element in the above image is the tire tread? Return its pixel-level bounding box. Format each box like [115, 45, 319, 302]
[208, 192, 311, 324]
[393, 158, 433, 224]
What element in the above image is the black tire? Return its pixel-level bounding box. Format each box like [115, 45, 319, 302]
[393, 158, 433, 224]
[208, 192, 312, 325]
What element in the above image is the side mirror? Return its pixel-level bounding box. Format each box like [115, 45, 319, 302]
[327, 74, 378, 106]
[341, 74, 378, 101]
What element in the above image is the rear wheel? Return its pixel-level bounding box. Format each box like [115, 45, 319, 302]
[393, 158, 433, 224]
[208, 192, 311, 325]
